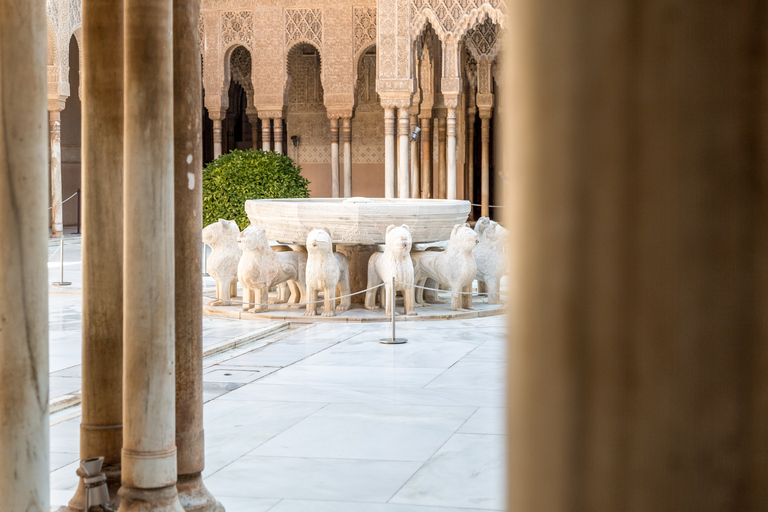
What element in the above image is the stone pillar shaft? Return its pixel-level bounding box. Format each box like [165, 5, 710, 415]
[384, 107, 396, 198]
[397, 108, 410, 198]
[446, 109, 457, 200]
[121, 0, 183, 509]
[420, 117, 432, 198]
[0, 0, 49, 509]
[480, 115, 490, 218]
[437, 116, 447, 199]
[209, 109, 225, 159]
[50, 109, 64, 236]
[68, 0, 125, 509]
[274, 118, 283, 154]
[173, 0, 222, 510]
[410, 114, 420, 198]
[261, 117, 271, 152]
[246, 113, 259, 150]
[330, 117, 340, 198]
[466, 108, 476, 207]
[342, 117, 352, 198]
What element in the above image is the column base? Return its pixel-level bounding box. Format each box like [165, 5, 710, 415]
[118, 485, 185, 512]
[177, 473, 224, 512]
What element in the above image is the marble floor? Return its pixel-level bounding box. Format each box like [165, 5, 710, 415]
[47, 238, 507, 511]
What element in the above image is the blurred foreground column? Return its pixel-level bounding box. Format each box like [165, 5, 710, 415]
[0, 0, 50, 509]
[506, 1, 768, 511]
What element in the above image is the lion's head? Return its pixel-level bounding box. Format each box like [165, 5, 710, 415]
[202, 218, 240, 245]
[450, 224, 480, 253]
[385, 224, 412, 254]
[306, 228, 333, 254]
[237, 225, 270, 252]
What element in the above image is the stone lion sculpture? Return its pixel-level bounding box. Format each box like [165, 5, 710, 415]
[364, 224, 416, 316]
[202, 219, 242, 306]
[473, 217, 508, 305]
[411, 224, 479, 311]
[303, 228, 351, 317]
[237, 225, 307, 313]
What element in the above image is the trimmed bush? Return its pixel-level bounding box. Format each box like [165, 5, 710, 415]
[202, 149, 310, 230]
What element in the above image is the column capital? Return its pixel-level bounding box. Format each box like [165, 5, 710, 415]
[327, 108, 354, 120]
[476, 93, 494, 111]
[48, 97, 67, 112]
[257, 109, 284, 120]
[419, 107, 434, 119]
[479, 106, 493, 119]
[207, 107, 227, 121]
[443, 94, 460, 110]
[380, 92, 412, 110]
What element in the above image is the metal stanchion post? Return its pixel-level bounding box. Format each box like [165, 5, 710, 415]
[380, 277, 407, 344]
[76, 188, 81, 234]
[203, 242, 210, 277]
[52, 237, 72, 286]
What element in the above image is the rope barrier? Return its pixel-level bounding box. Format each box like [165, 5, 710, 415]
[203, 282, 386, 308]
[470, 203, 504, 209]
[397, 280, 503, 297]
[48, 191, 79, 211]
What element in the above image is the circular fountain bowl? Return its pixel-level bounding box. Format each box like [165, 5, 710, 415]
[245, 198, 471, 244]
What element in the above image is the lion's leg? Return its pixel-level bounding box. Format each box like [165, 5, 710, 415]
[209, 278, 225, 307]
[249, 285, 268, 313]
[213, 276, 235, 306]
[450, 285, 462, 311]
[463, 284, 474, 310]
[241, 287, 254, 311]
[322, 285, 336, 317]
[383, 281, 393, 317]
[303, 285, 318, 316]
[337, 273, 351, 312]
[287, 280, 301, 307]
[231, 279, 238, 299]
[486, 279, 501, 305]
[404, 285, 417, 316]
[364, 262, 382, 311]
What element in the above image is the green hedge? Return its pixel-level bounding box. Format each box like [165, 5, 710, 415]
[202, 149, 310, 230]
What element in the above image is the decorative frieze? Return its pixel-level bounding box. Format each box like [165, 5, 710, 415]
[285, 8, 323, 49]
[221, 10, 254, 50]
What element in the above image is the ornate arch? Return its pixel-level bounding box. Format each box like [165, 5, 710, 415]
[410, 2, 506, 43]
[283, 40, 325, 97]
[353, 42, 376, 84]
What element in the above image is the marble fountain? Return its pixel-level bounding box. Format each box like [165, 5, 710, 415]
[203, 197, 506, 322]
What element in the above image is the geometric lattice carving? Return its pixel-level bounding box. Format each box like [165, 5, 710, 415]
[230, 45, 253, 102]
[354, 7, 376, 55]
[465, 18, 501, 60]
[285, 8, 322, 50]
[411, 0, 506, 41]
[221, 10, 253, 50]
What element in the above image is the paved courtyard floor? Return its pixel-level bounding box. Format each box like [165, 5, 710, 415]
[48, 237, 507, 511]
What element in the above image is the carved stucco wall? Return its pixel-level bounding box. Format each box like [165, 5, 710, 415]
[46, 0, 82, 107]
[353, 48, 384, 164]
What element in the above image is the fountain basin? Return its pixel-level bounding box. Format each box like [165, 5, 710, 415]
[245, 198, 471, 244]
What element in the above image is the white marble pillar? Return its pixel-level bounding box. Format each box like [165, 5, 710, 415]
[342, 117, 352, 198]
[50, 108, 64, 236]
[420, 116, 432, 199]
[437, 115, 447, 199]
[330, 117, 340, 197]
[480, 112, 491, 218]
[384, 107, 396, 198]
[261, 116, 271, 152]
[0, 0, 49, 509]
[466, 106, 476, 205]
[209, 109, 226, 159]
[121, 0, 184, 509]
[274, 117, 283, 154]
[446, 107, 457, 200]
[397, 108, 410, 199]
[410, 114, 420, 198]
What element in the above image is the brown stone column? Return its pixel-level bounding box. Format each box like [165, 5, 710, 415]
[342, 117, 352, 198]
[66, 0, 125, 509]
[506, 1, 768, 511]
[410, 113, 420, 198]
[466, 106, 476, 206]
[437, 114, 446, 198]
[208, 108, 226, 158]
[173, 0, 223, 511]
[273, 117, 284, 154]
[261, 116, 272, 152]
[50, 107, 65, 236]
[330, 116, 340, 197]
[446, 104, 457, 200]
[0, 0, 49, 509]
[420, 115, 432, 198]
[479, 110, 491, 218]
[120, 0, 183, 509]
[246, 108, 259, 150]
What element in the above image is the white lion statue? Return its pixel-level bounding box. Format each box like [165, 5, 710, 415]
[237, 225, 307, 313]
[202, 219, 242, 306]
[364, 224, 417, 316]
[304, 228, 351, 317]
[473, 217, 508, 304]
[411, 224, 479, 311]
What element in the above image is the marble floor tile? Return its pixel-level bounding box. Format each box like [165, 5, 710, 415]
[204, 368, 269, 384]
[252, 403, 475, 462]
[424, 360, 505, 391]
[204, 455, 422, 502]
[218, 382, 402, 405]
[270, 500, 497, 512]
[50, 418, 80, 453]
[350, 387, 506, 408]
[457, 407, 505, 435]
[214, 496, 281, 512]
[390, 433, 505, 510]
[462, 340, 506, 362]
[220, 340, 340, 368]
[50, 375, 82, 399]
[259, 365, 445, 389]
[50, 460, 80, 491]
[50, 451, 79, 472]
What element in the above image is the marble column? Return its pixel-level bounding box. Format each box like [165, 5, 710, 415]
[330, 117, 340, 197]
[342, 117, 352, 198]
[384, 107, 396, 198]
[173, 0, 223, 510]
[466, 106, 476, 207]
[66, 0, 125, 509]
[50, 108, 64, 236]
[397, 107, 410, 198]
[480, 110, 491, 218]
[274, 117, 283, 154]
[507, 1, 768, 510]
[437, 115, 447, 199]
[246, 108, 259, 150]
[0, 0, 49, 509]
[446, 107, 457, 200]
[410, 114, 420, 198]
[121, 0, 184, 510]
[420, 116, 432, 198]
[208, 108, 226, 159]
[261, 116, 271, 152]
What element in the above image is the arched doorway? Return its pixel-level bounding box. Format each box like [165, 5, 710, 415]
[351, 45, 385, 197]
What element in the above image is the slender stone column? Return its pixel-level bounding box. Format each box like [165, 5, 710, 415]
[261, 116, 272, 152]
[446, 107, 457, 200]
[121, 0, 184, 510]
[173, 0, 223, 511]
[480, 111, 491, 218]
[208, 109, 226, 159]
[0, 0, 49, 509]
[466, 106, 476, 207]
[50, 108, 64, 236]
[384, 107, 396, 198]
[397, 107, 410, 198]
[420, 116, 432, 198]
[342, 117, 352, 198]
[410, 114, 420, 198]
[437, 115, 447, 198]
[66, 0, 125, 509]
[246, 108, 259, 150]
[330, 117, 340, 197]
[274, 117, 283, 154]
